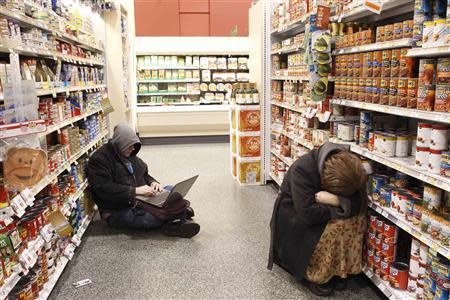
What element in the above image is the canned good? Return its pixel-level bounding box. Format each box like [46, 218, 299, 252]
[403, 20, 414, 38]
[441, 151, 450, 177]
[363, 52, 373, 77]
[385, 24, 394, 41]
[407, 78, 419, 108]
[396, 134, 409, 157]
[372, 78, 381, 103]
[376, 219, 385, 234]
[437, 58, 450, 84]
[376, 26, 385, 42]
[418, 122, 432, 147]
[429, 149, 443, 175]
[394, 22, 403, 40]
[374, 254, 382, 275]
[435, 84, 450, 112]
[417, 84, 436, 111]
[400, 48, 415, 78]
[367, 248, 375, 268]
[381, 260, 391, 281]
[384, 222, 399, 243]
[382, 132, 396, 157]
[390, 262, 409, 290]
[370, 214, 378, 230]
[415, 146, 430, 170]
[389, 78, 399, 106]
[373, 51, 382, 78]
[391, 49, 401, 77]
[430, 124, 449, 150]
[382, 50, 392, 77]
[424, 185, 443, 212]
[365, 78, 373, 103]
[419, 59, 437, 85]
[397, 78, 408, 107]
[380, 78, 390, 105]
[368, 231, 376, 247]
[382, 241, 397, 258]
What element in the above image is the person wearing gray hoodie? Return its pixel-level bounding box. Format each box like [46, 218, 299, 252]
[87, 123, 199, 238]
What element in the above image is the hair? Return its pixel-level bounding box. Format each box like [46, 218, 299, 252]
[321, 151, 368, 214]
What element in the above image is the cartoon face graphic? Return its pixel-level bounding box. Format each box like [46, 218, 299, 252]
[4, 147, 47, 188]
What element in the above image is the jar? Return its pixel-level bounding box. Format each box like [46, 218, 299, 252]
[382, 132, 396, 157]
[429, 149, 443, 174]
[430, 124, 449, 151]
[417, 122, 432, 147]
[440, 226, 450, 247]
[415, 147, 430, 170]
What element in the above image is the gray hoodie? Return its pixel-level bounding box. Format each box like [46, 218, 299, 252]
[112, 122, 141, 156]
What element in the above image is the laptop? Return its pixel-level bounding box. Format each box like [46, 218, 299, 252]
[135, 175, 199, 208]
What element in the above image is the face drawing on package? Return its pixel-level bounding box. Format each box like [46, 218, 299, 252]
[4, 147, 47, 188]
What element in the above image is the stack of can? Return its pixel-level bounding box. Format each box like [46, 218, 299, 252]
[359, 111, 373, 148]
[422, 249, 450, 300]
[366, 214, 399, 283]
[408, 238, 429, 296]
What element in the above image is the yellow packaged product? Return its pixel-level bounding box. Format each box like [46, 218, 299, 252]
[237, 157, 261, 184]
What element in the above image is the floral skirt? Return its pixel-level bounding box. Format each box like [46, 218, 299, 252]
[305, 215, 367, 284]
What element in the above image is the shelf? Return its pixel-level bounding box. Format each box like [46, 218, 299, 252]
[137, 66, 199, 70]
[362, 265, 415, 300]
[36, 84, 107, 97]
[137, 102, 200, 106]
[271, 101, 306, 114]
[19, 130, 108, 216]
[38, 107, 103, 137]
[270, 149, 294, 166]
[137, 79, 200, 83]
[271, 76, 309, 82]
[368, 200, 450, 260]
[331, 99, 450, 124]
[0, 7, 103, 53]
[137, 91, 201, 96]
[271, 13, 310, 36]
[1, 45, 105, 66]
[332, 38, 414, 55]
[276, 129, 315, 150]
[350, 144, 450, 192]
[137, 104, 230, 113]
[37, 211, 95, 300]
[407, 46, 450, 58]
[271, 44, 305, 55]
[269, 172, 282, 186]
[330, 0, 414, 22]
[61, 180, 89, 217]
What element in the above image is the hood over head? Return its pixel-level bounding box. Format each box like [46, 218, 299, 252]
[317, 142, 350, 176]
[111, 122, 141, 156]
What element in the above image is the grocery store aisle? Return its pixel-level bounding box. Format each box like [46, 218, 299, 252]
[50, 143, 381, 300]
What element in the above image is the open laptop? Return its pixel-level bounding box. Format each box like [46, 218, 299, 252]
[135, 175, 199, 208]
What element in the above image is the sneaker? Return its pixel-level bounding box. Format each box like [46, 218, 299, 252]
[304, 280, 334, 297]
[186, 207, 195, 219]
[162, 220, 200, 238]
[332, 276, 347, 291]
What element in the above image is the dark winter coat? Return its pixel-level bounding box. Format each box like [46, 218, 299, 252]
[267, 143, 363, 281]
[87, 124, 158, 212]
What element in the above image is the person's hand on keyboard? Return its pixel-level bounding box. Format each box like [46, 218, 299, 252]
[150, 182, 164, 194]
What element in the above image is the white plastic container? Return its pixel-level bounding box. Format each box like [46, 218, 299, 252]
[417, 122, 432, 147]
[415, 147, 430, 170]
[428, 149, 442, 174]
[430, 124, 449, 151]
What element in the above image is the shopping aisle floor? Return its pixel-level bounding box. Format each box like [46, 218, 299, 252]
[50, 143, 382, 300]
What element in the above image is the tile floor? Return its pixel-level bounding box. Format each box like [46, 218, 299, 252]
[50, 143, 383, 300]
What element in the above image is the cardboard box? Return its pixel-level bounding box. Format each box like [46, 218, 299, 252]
[237, 132, 261, 157]
[237, 157, 261, 185]
[236, 105, 260, 132]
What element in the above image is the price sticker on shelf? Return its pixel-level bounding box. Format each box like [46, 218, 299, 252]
[431, 243, 440, 252]
[375, 206, 382, 214]
[381, 210, 389, 218]
[72, 236, 81, 247]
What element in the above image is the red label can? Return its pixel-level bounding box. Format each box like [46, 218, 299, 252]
[390, 262, 409, 290]
[374, 254, 382, 275]
[375, 235, 384, 252]
[370, 215, 377, 230]
[376, 219, 385, 234]
[381, 260, 391, 281]
[368, 231, 376, 247]
[383, 222, 399, 243]
[367, 248, 375, 269]
[382, 241, 397, 258]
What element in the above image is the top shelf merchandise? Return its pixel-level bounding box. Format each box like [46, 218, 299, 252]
[0, 1, 109, 299]
[136, 54, 249, 106]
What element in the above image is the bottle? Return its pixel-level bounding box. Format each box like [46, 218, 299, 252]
[252, 84, 259, 104]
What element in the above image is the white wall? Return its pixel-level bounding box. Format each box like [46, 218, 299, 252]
[135, 36, 250, 55]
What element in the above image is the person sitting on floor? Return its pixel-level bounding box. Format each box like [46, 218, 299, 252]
[268, 142, 368, 296]
[87, 122, 200, 238]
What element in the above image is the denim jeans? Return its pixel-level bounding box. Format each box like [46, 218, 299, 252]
[106, 185, 183, 230]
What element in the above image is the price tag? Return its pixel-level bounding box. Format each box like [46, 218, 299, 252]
[72, 236, 81, 246]
[366, 269, 374, 278]
[11, 194, 27, 217]
[364, 0, 383, 15]
[431, 243, 440, 252]
[381, 210, 389, 218]
[404, 226, 412, 234]
[40, 225, 54, 243]
[375, 206, 382, 214]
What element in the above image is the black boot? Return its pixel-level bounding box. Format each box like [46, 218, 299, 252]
[162, 220, 200, 238]
[304, 280, 334, 297]
[186, 207, 195, 219]
[332, 276, 347, 291]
